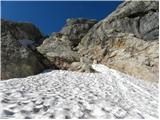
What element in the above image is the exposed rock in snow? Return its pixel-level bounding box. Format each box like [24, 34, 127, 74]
[0, 64, 158, 119]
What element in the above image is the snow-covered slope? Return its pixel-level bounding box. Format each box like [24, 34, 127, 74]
[0, 64, 158, 119]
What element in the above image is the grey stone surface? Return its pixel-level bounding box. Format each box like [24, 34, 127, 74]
[1, 19, 43, 41]
[37, 18, 97, 70]
[78, 1, 159, 81]
[1, 19, 51, 80]
[37, 36, 80, 70]
[103, 1, 159, 40]
[61, 18, 97, 47]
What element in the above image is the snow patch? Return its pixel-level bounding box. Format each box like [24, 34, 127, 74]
[0, 64, 158, 119]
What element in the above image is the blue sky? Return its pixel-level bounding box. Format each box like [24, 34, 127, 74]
[1, 1, 122, 35]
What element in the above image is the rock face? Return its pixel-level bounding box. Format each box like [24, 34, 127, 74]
[102, 1, 158, 40]
[1, 19, 43, 41]
[1, 19, 51, 80]
[78, 1, 159, 81]
[2, 1, 158, 82]
[37, 18, 97, 70]
[37, 35, 80, 70]
[61, 18, 97, 47]
[80, 33, 159, 81]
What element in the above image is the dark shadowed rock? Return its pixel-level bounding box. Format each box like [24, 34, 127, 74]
[1, 19, 52, 80]
[1, 19, 43, 41]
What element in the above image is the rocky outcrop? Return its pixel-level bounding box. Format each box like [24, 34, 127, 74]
[1, 19, 43, 41]
[37, 34, 80, 70]
[2, 1, 159, 82]
[102, 1, 158, 40]
[37, 18, 97, 70]
[78, 1, 159, 81]
[80, 33, 158, 81]
[61, 18, 97, 47]
[1, 19, 51, 80]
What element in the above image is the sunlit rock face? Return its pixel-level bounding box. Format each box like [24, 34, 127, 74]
[1, 1, 159, 82]
[78, 1, 159, 81]
[61, 18, 97, 47]
[37, 18, 97, 70]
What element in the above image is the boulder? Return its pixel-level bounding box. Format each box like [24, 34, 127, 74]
[1, 19, 51, 80]
[69, 57, 95, 72]
[78, 1, 159, 81]
[37, 35, 80, 70]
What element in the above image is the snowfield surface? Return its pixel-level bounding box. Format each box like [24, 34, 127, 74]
[0, 64, 158, 119]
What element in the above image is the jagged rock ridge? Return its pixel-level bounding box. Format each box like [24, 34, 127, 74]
[1, 1, 159, 82]
[78, 1, 159, 81]
[1, 19, 43, 41]
[37, 18, 97, 71]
